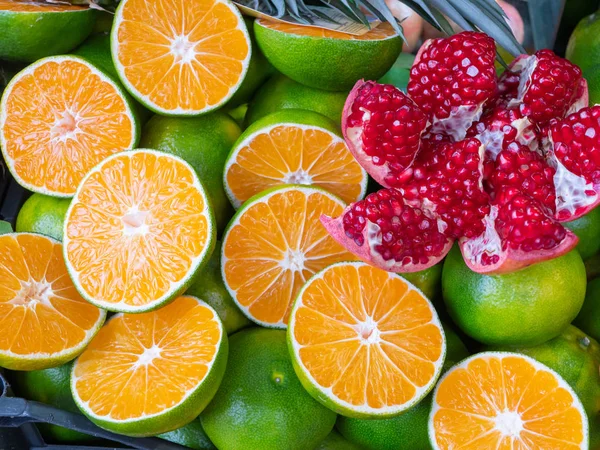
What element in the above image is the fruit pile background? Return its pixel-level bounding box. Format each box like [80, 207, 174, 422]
[1, 0, 600, 449]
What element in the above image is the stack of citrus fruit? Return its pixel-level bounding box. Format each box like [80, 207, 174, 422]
[0, 1, 598, 449]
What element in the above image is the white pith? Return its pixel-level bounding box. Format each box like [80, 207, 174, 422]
[476, 116, 538, 160]
[111, 0, 252, 115]
[428, 352, 589, 450]
[63, 150, 215, 313]
[549, 151, 598, 217]
[72, 297, 225, 424]
[459, 206, 502, 264]
[0, 56, 138, 198]
[508, 54, 538, 108]
[122, 206, 150, 237]
[430, 104, 484, 141]
[221, 185, 347, 329]
[288, 261, 446, 416]
[224, 122, 367, 208]
[0, 233, 106, 363]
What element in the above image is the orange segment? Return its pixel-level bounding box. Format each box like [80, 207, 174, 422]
[64, 150, 215, 313]
[225, 122, 367, 207]
[431, 353, 588, 450]
[0, 56, 137, 197]
[112, 0, 250, 115]
[222, 186, 356, 328]
[257, 20, 398, 40]
[288, 261, 445, 417]
[72, 296, 225, 427]
[0, 233, 105, 371]
[0, 0, 86, 11]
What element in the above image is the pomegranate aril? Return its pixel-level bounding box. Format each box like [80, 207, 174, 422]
[488, 142, 556, 213]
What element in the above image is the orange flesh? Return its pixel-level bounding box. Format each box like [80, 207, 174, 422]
[73, 296, 221, 420]
[114, 0, 250, 113]
[292, 263, 443, 409]
[257, 19, 397, 40]
[0, 0, 85, 12]
[0, 234, 103, 356]
[223, 188, 355, 326]
[1, 58, 134, 196]
[64, 151, 210, 309]
[226, 125, 365, 205]
[432, 354, 586, 449]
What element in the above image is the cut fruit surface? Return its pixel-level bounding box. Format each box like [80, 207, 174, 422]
[111, 0, 251, 115]
[71, 295, 227, 437]
[64, 149, 215, 313]
[288, 261, 445, 418]
[224, 110, 367, 208]
[256, 20, 398, 40]
[0, 233, 105, 371]
[429, 352, 588, 450]
[0, 0, 85, 12]
[0, 56, 138, 197]
[221, 185, 356, 328]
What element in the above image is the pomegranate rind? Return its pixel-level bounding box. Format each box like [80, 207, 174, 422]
[320, 209, 453, 273]
[459, 223, 578, 275]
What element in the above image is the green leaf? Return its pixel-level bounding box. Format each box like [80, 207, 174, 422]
[425, 0, 474, 32]
[0, 221, 13, 236]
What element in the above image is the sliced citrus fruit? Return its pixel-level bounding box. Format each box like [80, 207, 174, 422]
[111, 0, 251, 116]
[288, 261, 445, 418]
[224, 109, 367, 208]
[0, 1, 96, 63]
[71, 295, 227, 437]
[254, 20, 402, 91]
[63, 149, 215, 313]
[0, 233, 105, 371]
[429, 352, 588, 450]
[221, 185, 356, 328]
[0, 55, 139, 197]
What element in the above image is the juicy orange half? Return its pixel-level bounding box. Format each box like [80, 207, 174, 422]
[0, 0, 85, 11]
[224, 117, 367, 207]
[71, 295, 227, 437]
[288, 261, 445, 418]
[0, 233, 105, 371]
[256, 19, 398, 40]
[0, 56, 138, 197]
[111, 0, 251, 115]
[222, 185, 356, 328]
[430, 352, 588, 450]
[64, 149, 215, 313]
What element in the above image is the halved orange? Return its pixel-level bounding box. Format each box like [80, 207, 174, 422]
[0, 233, 105, 371]
[111, 0, 251, 116]
[0, 56, 138, 197]
[63, 149, 215, 313]
[71, 295, 227, 437]
[221, 185, 356, 328]
[288, 261, 445, 418]
[430, 352, 588, 449]
[224, 109, 367, 208]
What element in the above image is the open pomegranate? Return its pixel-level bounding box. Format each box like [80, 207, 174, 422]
[324, 31, 599, 275]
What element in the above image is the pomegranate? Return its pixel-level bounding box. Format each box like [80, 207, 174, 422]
[407, 31, 497, 140]
[322, 31, 600, 275]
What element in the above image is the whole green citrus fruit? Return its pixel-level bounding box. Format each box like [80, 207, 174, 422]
[315, 430, 362, 450]
[15, 194, 70, 241]
[186, 241, 251, 335]
[245, 74, 348, 126]
[401, 262, 442, 301]
[200, 328, 336, 450]
[159, 418, 216, 450]
[442, 247, 586, 346]
[377, 53, 415, 91]
[574, 277, 600, 343]
[10, 362, 94, 443]
[564, 208, 600, 260]
[567, 12, 600, 105]
[336, 323, 469, 450]
[140, 113, 241, 233]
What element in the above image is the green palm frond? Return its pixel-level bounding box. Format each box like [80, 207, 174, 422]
[62, 0, 525, 56]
